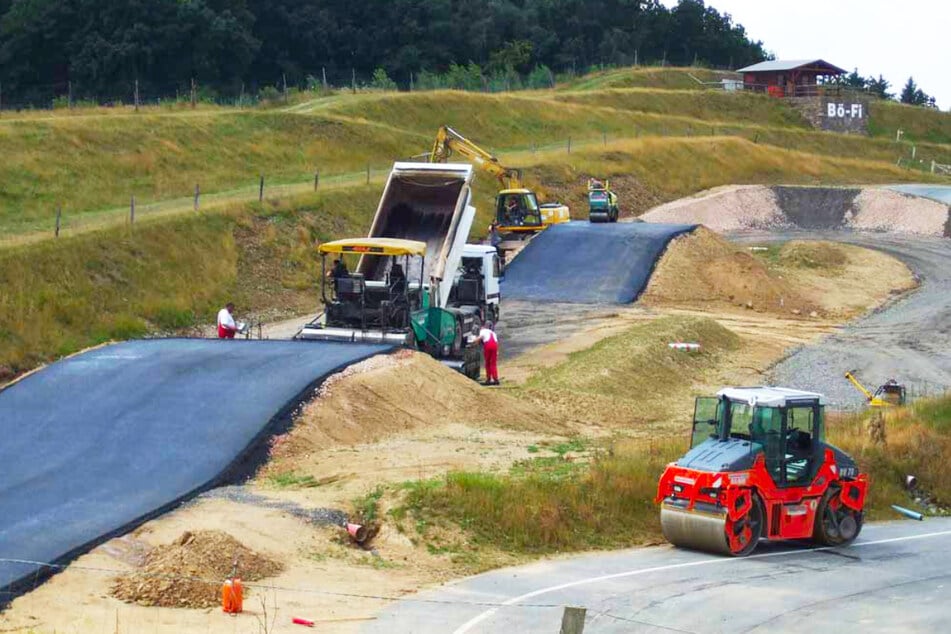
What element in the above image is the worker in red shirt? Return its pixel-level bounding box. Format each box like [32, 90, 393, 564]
[217, 302, 238, 339]
[477, 321, 499, 385]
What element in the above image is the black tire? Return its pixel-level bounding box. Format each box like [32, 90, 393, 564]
[489, 303, 500, 324]
[727, 492, 764, 556]
[813, 486, 863, 546]
[450, 319, 463, 356]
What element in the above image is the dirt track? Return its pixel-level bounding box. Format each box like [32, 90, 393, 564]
[734, 233, 951, 407]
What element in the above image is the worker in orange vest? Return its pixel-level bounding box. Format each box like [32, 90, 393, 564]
[477, 321, 499, 385]
[217, 303, 238, 339]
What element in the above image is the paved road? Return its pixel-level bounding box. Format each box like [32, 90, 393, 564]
[367, 519, 951, 633]
[886, 184, 951, 205]
[502, 222, 696, 304]
[736, 233, 951, 408]
[0, 338, 389, 600]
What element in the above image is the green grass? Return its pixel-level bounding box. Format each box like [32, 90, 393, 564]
[869, 100, 951, 145]
[828, 394, 951, 519]
[553, 88, 810, 129]
[268, 471, 320, 488]
[399, 437, 681, 553]
[559, 67, 741, 91]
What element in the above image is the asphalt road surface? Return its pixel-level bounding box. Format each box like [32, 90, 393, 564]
[0, 338, 389, 600]
[502, 221, 696, 304]
[367, 519, 951, 633]
[886, 184, 951, 205]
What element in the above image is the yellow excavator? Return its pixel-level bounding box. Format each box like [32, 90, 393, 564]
[429, 125, 570, 239]
[845, 371, 906, 407]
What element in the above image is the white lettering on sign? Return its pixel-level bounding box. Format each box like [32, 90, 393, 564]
[826, 103, 864, 119]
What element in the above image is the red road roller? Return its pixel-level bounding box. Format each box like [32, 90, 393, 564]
[656, 387, 868, 556]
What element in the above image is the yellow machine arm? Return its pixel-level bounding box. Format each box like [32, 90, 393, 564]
[430, 125, 523, 190]
[844, 372, 874, 401]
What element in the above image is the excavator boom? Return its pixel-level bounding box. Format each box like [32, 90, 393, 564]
[430, 125, 522, 190]
[844, 371, 874, 401]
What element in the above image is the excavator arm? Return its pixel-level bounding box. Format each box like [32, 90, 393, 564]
[430, 126, 523, 190]
[844, 371, 874, 401]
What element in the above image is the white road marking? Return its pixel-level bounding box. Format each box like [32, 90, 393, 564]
[452, 529, 951, 634]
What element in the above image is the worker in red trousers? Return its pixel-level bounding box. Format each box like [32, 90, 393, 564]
[217, 302, 238, 339]
[477, 321, 500, 385]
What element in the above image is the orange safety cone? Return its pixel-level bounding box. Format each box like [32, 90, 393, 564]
[346, 522, 368, 543]
[221, 577, 243, 614]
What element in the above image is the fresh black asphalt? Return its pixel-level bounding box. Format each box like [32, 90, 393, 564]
[0, 338, 389, 600]
[501, 221, 696, 304]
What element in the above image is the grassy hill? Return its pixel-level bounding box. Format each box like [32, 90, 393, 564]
[1, 66, 949, 376]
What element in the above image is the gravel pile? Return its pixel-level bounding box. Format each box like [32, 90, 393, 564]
[641, 185, 786, 231]
[850, 189, 950, 235]
[642, 185, 951, 237]
[112, 530, 283, 608]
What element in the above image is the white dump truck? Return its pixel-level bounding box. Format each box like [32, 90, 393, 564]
[297, 162, 500, 379]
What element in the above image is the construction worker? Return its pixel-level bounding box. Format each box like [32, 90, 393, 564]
[217, 302, 238, 339]
[477, 320, 500, 386]
[330, 258, 349, 291]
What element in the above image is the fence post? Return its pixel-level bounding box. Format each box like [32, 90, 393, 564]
[322, 66, 328, 90]
[602, 131, 607, 146]
[194, 184, 200, 210]
[134, 79, 139, 112]
[912, 145, 917, 160]
[567, 136, 571, 153]
[259, 175, 265, 202]
[68, 81, 73, 109]
[282, 73, 288, 104]
[314, 171, 319, 191]
[366, 164, 371, 184]
[352, 68, 357, 94]
[933, 160, 937, 174]
[55, 205, 61, 238]
[559, 606, 586, 634]
[190, 78, 197, 109]
[130, 195, 136, 227]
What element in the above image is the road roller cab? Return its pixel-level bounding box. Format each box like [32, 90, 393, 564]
[656, 387, 868, 556]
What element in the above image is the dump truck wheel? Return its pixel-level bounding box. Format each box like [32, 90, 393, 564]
[813, 486, 863, 546]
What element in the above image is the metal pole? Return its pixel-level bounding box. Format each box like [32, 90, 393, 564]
[194, 184, 200, 210]
[567, 136, 571, 153]
[314, 171, 319, 191]
[134, 79, 139, 112]
[259, 175, 264, 202]
[366, 164, 370, 184]
[130, 195, 136, 227]
[55, 205, 61, 237]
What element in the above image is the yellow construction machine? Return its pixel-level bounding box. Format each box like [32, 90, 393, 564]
[844, 371, 906, 407]
[429, 125, 570, 239]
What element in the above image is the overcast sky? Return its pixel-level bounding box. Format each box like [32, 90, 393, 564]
[661, 0, 949, 109]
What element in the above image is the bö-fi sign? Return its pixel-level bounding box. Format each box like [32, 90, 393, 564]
[820, 98, 869, 133]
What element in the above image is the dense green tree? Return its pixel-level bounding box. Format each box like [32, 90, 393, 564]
[900, 76, 933, 106]
[0, 0, 770, 105]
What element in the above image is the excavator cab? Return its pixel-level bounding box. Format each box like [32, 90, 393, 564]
[496, 190, 542, 230]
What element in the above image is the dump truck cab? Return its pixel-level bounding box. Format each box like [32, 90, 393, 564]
[657, 387, 867, 556]
[450, 244, 502, 324]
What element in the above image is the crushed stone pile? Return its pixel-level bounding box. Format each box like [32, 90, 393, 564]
[641, 185, 950, 236]
[112, 530, 283, 608]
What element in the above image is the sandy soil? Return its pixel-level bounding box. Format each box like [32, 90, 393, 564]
[0, 233, 916, 634]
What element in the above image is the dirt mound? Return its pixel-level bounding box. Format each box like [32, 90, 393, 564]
[640, 227, 814, 314]
[641, 185, 951, 236]
[268, 351, 554, 458]
[112, 530, 283, 608]
[640, 185, 785, 231]
[779, 241, 848, 270]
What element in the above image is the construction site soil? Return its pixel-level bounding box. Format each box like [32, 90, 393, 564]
[0, 187, 937, 634]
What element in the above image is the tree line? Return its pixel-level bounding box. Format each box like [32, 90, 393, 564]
[0, 0, 768, 106]
[833, 68, 937, 108]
